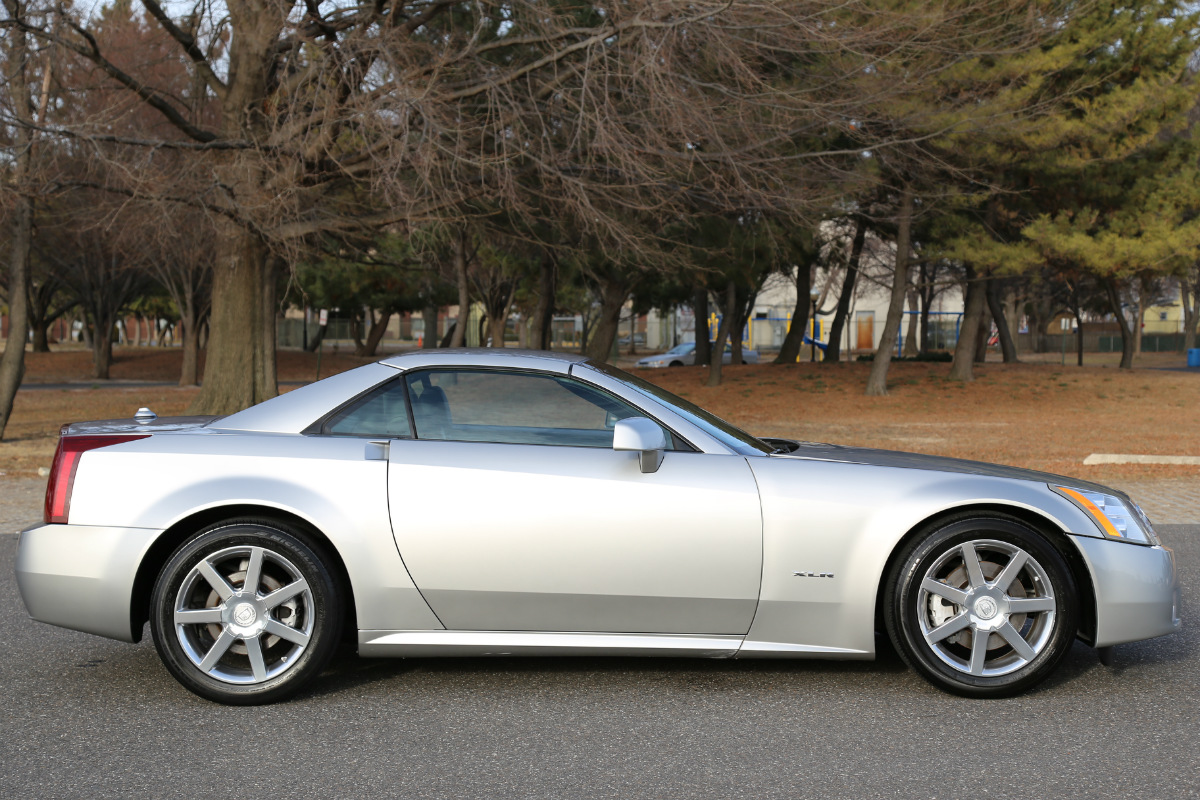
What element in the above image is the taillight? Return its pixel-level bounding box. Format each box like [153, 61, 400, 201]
[43, 434, 149, 524]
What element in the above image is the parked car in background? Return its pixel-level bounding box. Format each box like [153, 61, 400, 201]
[617, 333, 647, 347]
[636, 341, 760, 367]
[15, 348, 1178, 704]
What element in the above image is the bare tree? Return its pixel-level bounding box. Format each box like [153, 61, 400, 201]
[23, 266, 74, 351]
[865, 186, 919, 394]
[44, 197, 150, 378]
[823, 218, 868, 364]
[145, 215, 212, 386]
[11, 0, 1082, 411]
[0, 0, 53, 439]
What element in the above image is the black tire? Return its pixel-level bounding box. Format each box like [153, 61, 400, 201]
[669, 360, 684, 367]
[884, 515, 1078, 698]
[150, 520, 343, 705]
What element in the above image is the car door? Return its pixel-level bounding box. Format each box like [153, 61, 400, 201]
[386, 367, 763, 635]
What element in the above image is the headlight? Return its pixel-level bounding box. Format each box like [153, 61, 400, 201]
[1052, 485, 1159, 545]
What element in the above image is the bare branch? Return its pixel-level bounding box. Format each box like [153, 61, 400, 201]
[139, 0, 228, 101]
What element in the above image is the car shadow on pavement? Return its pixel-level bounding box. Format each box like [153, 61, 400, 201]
[302, 633, 914, 703]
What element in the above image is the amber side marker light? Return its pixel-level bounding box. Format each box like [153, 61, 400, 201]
[1056, 485, 1123, 538]
[44, 434, 149, 524]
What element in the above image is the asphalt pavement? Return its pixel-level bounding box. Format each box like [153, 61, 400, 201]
[1, 526, 1196, 799]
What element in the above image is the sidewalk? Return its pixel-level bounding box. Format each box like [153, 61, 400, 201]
[2, 474, 1196, 536]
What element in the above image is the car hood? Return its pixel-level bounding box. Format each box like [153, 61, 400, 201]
[767, 440, 1122, 498]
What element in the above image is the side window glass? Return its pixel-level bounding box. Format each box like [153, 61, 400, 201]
[404, 369, 669, 449]
[324, 378, 412, 438]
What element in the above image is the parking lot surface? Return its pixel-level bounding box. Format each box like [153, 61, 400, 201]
[1, 505, 1195, 797]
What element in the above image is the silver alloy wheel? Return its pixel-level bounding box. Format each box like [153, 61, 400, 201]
[173, 545, 314, 685]
[916, 538, 1057, 678]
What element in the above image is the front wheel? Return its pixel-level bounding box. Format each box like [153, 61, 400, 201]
[884, 516, 1078, 698]
[150, 520, 343, 705]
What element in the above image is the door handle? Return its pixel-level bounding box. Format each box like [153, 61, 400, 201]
[365, 441, 390, 461]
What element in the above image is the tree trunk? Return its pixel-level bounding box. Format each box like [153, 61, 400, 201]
[1072, 312, 1085, 367]
[866, 187, 914, 396]
[351, 311, 366, 355]
[692, 287, 712, 366]
[0, 186, 31, 440]
[903, 285, 920, 358]
[824, 219, 866, 364]
[986, 278, 1018, 363]
[422, 303, 438, 348]
[531, 253, 556, 350]
[1133, 277, 1146, 356]
[305, 323, 326, 352]
[918, 260, 933, 354]
[949, 266, 988, 382]
[729, 287, 754, 365]
[1104, 278, 1136, 369]
[31, 322, 49, 353]
[93, 311, 114, 380]
[1183, 269, 1198, 352]
[583, 278, 628, 363]
[179, 282, 199, 386]
[1026, 280, 1053, 354]
[449, 232, 470, 348]
[774, 264, 812, 364]
[488, 307, 508, 348]
[973, 304, 990, 364]
[359, 311, 391, 357]
[439, 322, 456, 348]
[188, 229, 278, 414]
[481, 282, 516, 348]
[260, 256, 280, 393]
[707, 281, 737, 387]
[0, 6, 34, 441]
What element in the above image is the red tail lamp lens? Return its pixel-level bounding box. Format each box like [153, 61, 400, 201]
[43, 435, 149, 524]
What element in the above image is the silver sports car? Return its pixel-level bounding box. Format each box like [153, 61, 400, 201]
[16, 349, 1179, 704]
[636, 341, 760, 367]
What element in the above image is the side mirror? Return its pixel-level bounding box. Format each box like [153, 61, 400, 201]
[613, 417, 668, 474]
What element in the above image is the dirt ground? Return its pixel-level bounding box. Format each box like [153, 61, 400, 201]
[0, 345, 1197, 489]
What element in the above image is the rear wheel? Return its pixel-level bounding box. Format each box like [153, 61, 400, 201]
[885, 516, 1078, 697]
[150, 521, 342, 705]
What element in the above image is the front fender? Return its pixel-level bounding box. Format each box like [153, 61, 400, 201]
[741, 458, 1098, 656]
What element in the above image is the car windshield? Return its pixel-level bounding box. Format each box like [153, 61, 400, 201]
[665, 343, 694, 355]
[581, 362, 772, 456]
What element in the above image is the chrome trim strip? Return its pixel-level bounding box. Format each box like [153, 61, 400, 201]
[358, 630, 742, 658]
[736, 640, 872, 659]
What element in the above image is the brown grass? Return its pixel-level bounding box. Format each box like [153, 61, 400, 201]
[1, 346, 1198, 486]
[643, 361, 1200, 484]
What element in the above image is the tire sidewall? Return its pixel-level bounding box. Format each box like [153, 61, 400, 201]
[887, 516, 1079, 698]
[150, 521, 342, 705]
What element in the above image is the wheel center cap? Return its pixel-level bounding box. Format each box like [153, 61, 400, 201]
[973, 597, 999, 620]
[233, 603, 257, 627]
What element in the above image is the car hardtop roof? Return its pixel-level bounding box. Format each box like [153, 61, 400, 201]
[380, 348, 590, 370]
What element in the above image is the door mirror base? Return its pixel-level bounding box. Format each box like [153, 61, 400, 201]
[613, 418, 668, 474]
